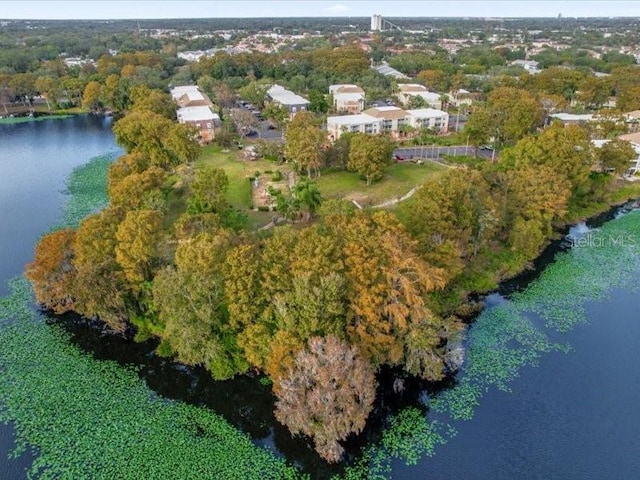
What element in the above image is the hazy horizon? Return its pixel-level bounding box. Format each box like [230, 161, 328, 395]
[2, 1, 640, 21]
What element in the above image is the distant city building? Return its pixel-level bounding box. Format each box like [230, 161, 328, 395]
[63, 57, 95, 68]
[396, 84, 442, 109]
[177, 47, 240, 62]
[371, 14, 383, 31]
[267, 84, 310, 118]
[329, 84, 366, 114]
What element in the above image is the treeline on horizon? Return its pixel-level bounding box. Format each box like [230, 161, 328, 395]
[25, 76, 638, 461]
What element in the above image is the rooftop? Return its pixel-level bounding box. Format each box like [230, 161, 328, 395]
[170, 85, 201, 100]
[372, 63, 409, 79]
[550, 113, 594, 122]
[406, 108, 449, 118]
[327, 113, 380, 126]
[398, 83, 428, 93]
[619, 131, 640, 145]
[329, 84, 365, 94]
[363, 106, 407, 120]
[177, 106, 218, 123]
[267, 84, 309, 106]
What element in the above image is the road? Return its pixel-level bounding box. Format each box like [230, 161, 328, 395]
[393, 145, 495, 161]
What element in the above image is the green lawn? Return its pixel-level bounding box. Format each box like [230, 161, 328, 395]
[315, 161, 448, 207]
[197, 145, 282, 209]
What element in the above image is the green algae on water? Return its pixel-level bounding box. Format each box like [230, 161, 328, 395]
[0, 278, 299, 480]
[0, 115, 74, 125]
[54, 153, 115, 229]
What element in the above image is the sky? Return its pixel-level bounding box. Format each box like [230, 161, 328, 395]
[1, 1, 640, 20]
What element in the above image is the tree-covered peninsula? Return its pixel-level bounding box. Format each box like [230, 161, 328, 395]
[25, 85, 639, 462]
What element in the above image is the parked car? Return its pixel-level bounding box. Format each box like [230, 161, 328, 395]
[394, 154, 405, 161]
[480, 144, 494, 151]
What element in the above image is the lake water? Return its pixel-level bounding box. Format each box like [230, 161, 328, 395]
[0, 115, 120, 478]
[0, 116, 639, 479]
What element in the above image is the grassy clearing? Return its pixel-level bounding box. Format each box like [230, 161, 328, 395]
[197, 145, 284, 210]
[315, 161, 447, 207]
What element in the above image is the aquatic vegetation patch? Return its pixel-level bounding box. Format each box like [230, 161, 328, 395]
[338, 408, 453, 480]
[54, 153, 115, 229]
[0, 278, 300, 480]
[0, 115, 74, 125]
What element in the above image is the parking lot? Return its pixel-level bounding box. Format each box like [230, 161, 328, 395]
[235, 101, 283, 140]
[393, 145, 495, 161]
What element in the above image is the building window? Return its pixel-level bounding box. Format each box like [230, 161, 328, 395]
[292, 106, 297, 112]
[206, 123, 212, 129]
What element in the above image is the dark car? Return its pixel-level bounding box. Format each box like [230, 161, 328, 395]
[394, 154, 405, 161]
[246, 129, 258, 137]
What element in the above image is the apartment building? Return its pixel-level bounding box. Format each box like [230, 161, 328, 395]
[396, 84, 442, 109]
[329, 84, 366, 114]
[406, 108, 449, 133]
[362, 106, 409, 134]
[267, 85, 310, 118]
[326, 106, 448, 140]
[170, 85, 213, 107]
[170, 85, 217, 143]
[327, 113, 381, 140]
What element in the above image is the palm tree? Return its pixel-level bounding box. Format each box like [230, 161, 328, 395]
[293, 179, 322, 221]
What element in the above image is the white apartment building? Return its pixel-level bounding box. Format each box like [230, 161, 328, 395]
[362, 106, 409, 134]
[617, 132, 640, 176]
[446, 88, 474, 108]
[327, 113, 381, 140]
[170, 85, 212, 107]
[171, 85, 217, 143]
[396, 84, 442, 109]
[406, 108, 449, 133]
[329, 84, 366, 114]
[267, 85, 310, 118]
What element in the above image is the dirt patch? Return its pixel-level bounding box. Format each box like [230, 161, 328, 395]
[251, 169, 294, 209]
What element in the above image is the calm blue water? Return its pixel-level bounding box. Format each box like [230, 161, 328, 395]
[0, 115, 120, 478]
[395, 288, 640, 479]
